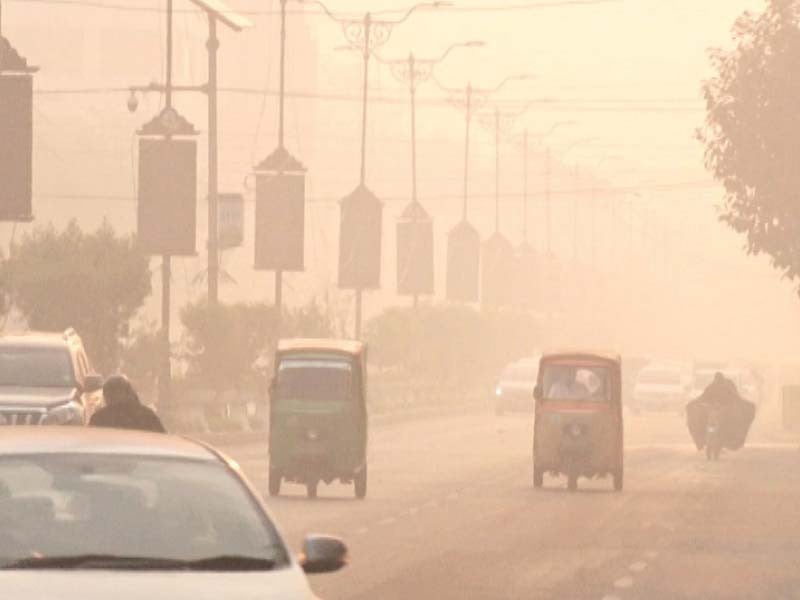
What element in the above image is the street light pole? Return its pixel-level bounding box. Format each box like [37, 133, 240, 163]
[160, 0, 175, 408]
[207, 15, 220, 305]
[275, 0, 288, 334]
[312, 0, 442, 338]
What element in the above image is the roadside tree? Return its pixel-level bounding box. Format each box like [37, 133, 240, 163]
[1, 221, 151, 373]
[699, 0, 800, 290]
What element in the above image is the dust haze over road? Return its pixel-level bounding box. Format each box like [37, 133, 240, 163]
[217, 396, 800, 600]
[4, 0, 800, 598]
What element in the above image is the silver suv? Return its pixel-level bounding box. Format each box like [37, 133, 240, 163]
[0, 329, 103, 426]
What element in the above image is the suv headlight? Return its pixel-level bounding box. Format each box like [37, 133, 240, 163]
[41, 401, 84, 426]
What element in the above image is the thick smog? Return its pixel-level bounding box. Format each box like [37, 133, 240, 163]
[0, 0, 799, 599]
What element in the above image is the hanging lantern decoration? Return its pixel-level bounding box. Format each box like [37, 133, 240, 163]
[446, 220, 480, 303]
[513, 242, 538, 309]
[397, 201, 434, 296]
[339, 184, 382, 290]
[481, 232, 515, 307]
[0, 37, 38, 222]
[254, 146, 306, 271]
[136, 107, 198, 256]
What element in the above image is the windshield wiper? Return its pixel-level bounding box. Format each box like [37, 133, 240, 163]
[3, 554, 277, 571]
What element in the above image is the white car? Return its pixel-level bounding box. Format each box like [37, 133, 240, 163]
[0, 428, 347, 599]
[633, 364, 691, 412]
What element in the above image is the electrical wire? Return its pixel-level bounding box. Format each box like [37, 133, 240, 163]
[6, 0, 621, 15]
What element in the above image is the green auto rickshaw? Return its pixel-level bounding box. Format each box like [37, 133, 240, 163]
[268, 339, 368, 499]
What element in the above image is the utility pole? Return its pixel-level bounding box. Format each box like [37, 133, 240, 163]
[160, 0, 175, 407]
[313, 0, 442, 338]
[128, 0, 249, 406]
[206, 15, 220, 305]
[379, 41, 483, 307]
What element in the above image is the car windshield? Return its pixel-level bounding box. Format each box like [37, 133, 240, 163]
[276, 357, 354, 402]
[638, 369, 683, 386]
[0, 347, 75, 388]
[542, 364, 611, 402]
[0, 454, 289, 569]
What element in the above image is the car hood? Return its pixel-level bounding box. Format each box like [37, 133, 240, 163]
[2, 568, 316, 599]
[0, 386, 76, 408]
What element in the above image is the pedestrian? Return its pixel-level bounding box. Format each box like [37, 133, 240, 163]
[89, 374, 166, 433]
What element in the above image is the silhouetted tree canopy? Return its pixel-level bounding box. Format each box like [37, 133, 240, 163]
[180, 299, 334, 393]
[699, 0, 800, 290]
[1, 221, 151, 373]
[365, 306, 540, 387]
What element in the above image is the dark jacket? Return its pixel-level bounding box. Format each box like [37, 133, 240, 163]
[89, 402, 166, 433]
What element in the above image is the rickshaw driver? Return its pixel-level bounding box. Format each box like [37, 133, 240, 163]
[548, 366, 590, 400]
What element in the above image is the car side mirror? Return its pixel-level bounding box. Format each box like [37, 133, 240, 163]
[83, 374, 104, 393]
[300, 535, 348, 574]
[533, 385, 542, 401]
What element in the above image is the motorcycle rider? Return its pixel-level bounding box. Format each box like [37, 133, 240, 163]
[90, 374, 166, 433]
[698, 372, 739, 406]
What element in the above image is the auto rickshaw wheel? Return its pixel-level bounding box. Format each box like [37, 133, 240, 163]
[268, 468, 282, 497]
[533, 465, 544, 488]
[613, 468, 623, 492]
[354, 465, 368, 499]
[567, 472, 578, 492]
[306, 480, 318, 499]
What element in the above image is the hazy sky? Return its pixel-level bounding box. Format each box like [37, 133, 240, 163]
[3, 0, 798, 360]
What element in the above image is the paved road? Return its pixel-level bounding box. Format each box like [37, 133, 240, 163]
[217, 405, 800, 599]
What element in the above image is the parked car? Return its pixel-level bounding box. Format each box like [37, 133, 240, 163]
[0, 427, 347, 599]
[632, 363, 691, 413]
[494, 357, 539, 415]
[0, 329, 104, 426]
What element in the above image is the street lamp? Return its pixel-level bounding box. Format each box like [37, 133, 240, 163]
[128, 0, 250, 407]
[308, 0, 447, 338]
[435, 73, 532, 303]
[375, 40, 484, 304]
[253, 0, 308, 338]
[129, 0, 250, 308]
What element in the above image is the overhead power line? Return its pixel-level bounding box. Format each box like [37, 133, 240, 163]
[33, 85, 702, 112]
[7, 0, 621, 16]
[35, 179, 718, 205]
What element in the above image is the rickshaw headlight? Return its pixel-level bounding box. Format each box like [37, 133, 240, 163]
[568, 423, 583, 437]
[306, 429, 319, 441]
[495, 385, 503, 397]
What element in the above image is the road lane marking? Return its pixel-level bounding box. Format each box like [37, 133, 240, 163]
[378, 516, 397, 526]
[645, 551, 659, 559]
[407, 506, 420, 516]
[355, 527, 369, 535]
[629, 560, 648, 573]
[614, 576, 634, 589]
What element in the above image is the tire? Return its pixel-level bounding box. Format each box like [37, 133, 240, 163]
[268, 468, 281, 497]
[306, 480, 318, 499]
[567, 472, 578, 492]
[613, 468, 623, 492]
[533, 465, 544, 488]
[354, 466, 368, 499]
